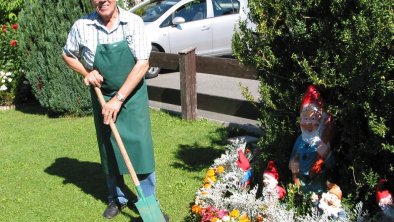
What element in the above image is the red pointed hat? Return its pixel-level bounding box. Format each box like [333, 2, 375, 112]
[264, 161, 279, 181]
[300, 85, 324, 112]
[376, 178, 392, 203]
[236, 149, 251, 171]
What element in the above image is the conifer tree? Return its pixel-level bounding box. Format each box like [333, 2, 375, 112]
[18, 0, 91, 115]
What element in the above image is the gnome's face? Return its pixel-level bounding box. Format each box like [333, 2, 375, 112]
[263, 174, 278, 190]
[300, 104, 322, 143]
[300, 104, 321, 133]
[379, 194, 393, 207]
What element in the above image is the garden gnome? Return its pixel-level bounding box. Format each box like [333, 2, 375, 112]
[236, 149, 252, 188]
[318, 182, 345, 218]
[262, 161, 286, 199]
[376, 179, 394, 220]
[289, 85, 335, 193]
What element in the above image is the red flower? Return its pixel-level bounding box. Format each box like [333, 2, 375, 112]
[10, 40, 17, 47]
[11, 23, 19, 30]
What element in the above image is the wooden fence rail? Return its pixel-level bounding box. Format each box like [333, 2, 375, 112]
[148, 50, 260, 120]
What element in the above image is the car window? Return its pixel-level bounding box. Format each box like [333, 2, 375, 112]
[135, 0, 180, 22]
[160, 0, 207, 27]
[212, 0, 239, 17]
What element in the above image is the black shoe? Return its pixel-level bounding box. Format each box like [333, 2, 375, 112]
[102, 201, 126, 219]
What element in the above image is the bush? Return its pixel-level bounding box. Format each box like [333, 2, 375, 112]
[233, 0, 393, 212]
[18, 0, 92, 115]
[0, 0, 23, 105]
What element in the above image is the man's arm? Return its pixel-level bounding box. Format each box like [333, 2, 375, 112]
[62, 53, 103, 87]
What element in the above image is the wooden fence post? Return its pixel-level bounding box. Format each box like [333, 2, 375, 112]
[179, 48, 197, 120]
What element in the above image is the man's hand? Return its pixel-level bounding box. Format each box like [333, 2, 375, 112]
[84, 70, 103, 87]
[102, 97, 123, 125]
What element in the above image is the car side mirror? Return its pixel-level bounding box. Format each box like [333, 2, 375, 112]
[172, 17, 186, 25]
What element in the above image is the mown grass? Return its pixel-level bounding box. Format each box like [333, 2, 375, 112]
[0, 106, 241, 221]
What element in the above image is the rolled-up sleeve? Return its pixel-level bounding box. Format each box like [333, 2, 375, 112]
[63, 22, 81, 59]
[129, 16, 151, 60]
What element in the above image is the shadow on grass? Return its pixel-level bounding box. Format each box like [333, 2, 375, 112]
[171, 143, 225, 171]
[44, 157, 108, 203]
[171, 126, 253, 172]
[44, 157, 143, 221]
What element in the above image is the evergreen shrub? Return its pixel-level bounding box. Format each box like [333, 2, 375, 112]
[233, 0, 393, 211]
[18, 0, 92, 115]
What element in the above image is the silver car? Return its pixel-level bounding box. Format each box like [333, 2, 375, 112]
[131, 0, 247, 78]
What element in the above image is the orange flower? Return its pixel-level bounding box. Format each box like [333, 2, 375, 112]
[257, 214, 264, 222]
[1, 25, 6, 33]
[203, 183, 211, 188]
[216, 166, 225, 174]
[239, 214, 251, 222]
[191, 204, 201, 214]
[229, 209, 240, 218]
[11, 23, 18, 30]
[10, 40, 17, 47]
[212, 217, 219, 222]
[206, 169, 215, 177]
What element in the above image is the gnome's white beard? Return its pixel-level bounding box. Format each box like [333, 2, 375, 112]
[301, 128, 321, 144]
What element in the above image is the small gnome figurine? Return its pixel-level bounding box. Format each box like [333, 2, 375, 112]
[318, 181, 345, 219]
[262, 161, 286, 200]
[376, 179, 394, 220]
[236, 149, 252, 188]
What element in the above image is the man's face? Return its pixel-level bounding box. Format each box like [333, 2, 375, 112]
[91, 0, 117, 19]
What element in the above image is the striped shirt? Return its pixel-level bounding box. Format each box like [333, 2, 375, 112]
[63, 7, 151, 71]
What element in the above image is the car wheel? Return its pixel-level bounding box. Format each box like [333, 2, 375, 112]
[145, 46, 161, 79]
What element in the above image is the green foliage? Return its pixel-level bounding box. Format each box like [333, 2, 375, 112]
[233, 0, 394, 211]
[0, 0, 23, 24]
[18, 0, 93, 115]
[0, 1, 22, 106]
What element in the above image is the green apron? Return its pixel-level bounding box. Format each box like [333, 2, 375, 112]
[90, 25, 154, 175]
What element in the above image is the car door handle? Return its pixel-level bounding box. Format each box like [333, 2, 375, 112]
[201, 26, 210, 31]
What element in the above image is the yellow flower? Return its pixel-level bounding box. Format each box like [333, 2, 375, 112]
[206, 169, 215, 177]
[191, 204, 201, 214]
[203, 183, 211, 188]
[212, 217, 219, 222]
[229, 209, 240, 218]
[216, 165, 225, 174]
[209, 175, 217, 182]
[239, 214, 251, 222]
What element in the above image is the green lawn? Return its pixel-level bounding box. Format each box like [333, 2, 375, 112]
[0, 106, 238, 221]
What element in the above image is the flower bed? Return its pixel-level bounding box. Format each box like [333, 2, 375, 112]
[189, 138, 380, 222]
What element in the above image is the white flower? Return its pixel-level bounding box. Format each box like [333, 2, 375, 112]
[7, 77, 12, 82]
[6, 72, 11, 76]
[0, 85, 8, 91]
[1, 79, 5, 83]
[222, 215, 230, 221]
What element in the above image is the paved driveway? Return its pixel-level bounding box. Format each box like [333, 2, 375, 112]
[146, 71, 262, 134]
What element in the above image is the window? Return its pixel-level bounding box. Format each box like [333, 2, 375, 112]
[160, 0, 207, 27]
[212, 0, 240, 17]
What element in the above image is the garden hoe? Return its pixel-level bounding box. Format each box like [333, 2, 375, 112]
[94, 87, 166, 222]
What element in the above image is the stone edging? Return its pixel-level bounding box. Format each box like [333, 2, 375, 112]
[0, 105, 16, 111]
